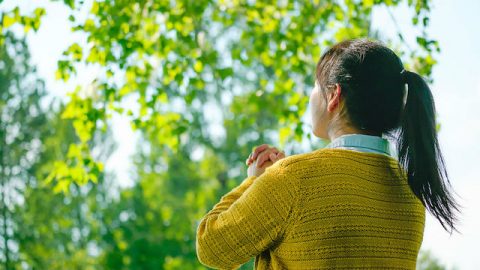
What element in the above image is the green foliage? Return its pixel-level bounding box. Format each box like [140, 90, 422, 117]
[0, 28, 114, 270]
[417, 249, 459, 270]
[0, 0, 441, 187]
[96, 143, 222, 269]
[14, 110, 116, 269]
[0, 6, 45, 37]
[0, 30, 49, 269]
[44, 87, 106, 193]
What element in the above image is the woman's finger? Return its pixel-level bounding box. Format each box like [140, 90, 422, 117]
[251, 144, 270, 160]
[257, 149, 276, 167]
[253, 146, 280, 162]
[255, 151, 267, 168]
[246, 153, 252, 166]
[249, 146, 283, 167]
[264, 148, 280, 161]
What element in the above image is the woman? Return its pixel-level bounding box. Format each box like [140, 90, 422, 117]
[196, 38, 462, 269]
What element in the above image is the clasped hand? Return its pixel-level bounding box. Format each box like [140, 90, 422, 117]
[245, 144, 286, 177]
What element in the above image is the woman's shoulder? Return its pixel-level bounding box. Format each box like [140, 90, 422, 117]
[275, 148, 332, 171]
[277, 148, 398, 171]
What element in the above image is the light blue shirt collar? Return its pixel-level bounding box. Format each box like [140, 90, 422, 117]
[324, 133, 393, 157]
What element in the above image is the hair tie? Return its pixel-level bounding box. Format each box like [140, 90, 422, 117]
[400, 69, 407, 83]
[400, 69, 408, 108]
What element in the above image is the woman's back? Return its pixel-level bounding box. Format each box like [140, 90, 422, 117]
[255, 148, 426, 269]
[196, 147, 426, 269]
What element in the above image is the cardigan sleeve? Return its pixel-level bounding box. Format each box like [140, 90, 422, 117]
[195, 161, 299, 269]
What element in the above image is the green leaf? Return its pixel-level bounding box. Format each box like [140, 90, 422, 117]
[193, 61, 203, 73]
[279, 126, 291, 146]
[217, 67, 233, 80]
[2, 15, 16, 28]
[63, 0, 75, 9]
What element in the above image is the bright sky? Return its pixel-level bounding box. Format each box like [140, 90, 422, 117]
[2, 0, 479, 269]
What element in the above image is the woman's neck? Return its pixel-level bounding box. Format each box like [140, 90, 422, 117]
[328, 125, 381, 142]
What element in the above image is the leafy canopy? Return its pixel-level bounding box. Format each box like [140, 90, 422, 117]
[0, 0, 440, 191]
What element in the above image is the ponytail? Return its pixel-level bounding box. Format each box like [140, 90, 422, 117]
[397, 70, 462, 234]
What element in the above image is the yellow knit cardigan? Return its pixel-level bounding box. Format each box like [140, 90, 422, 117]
[196, 148, 426, 269]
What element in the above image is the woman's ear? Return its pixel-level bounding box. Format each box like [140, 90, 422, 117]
[327, 83, 341, 112]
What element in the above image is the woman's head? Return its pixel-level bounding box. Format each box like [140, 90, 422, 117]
[310, 39, 405, 139]
[311, 38, 462, 234]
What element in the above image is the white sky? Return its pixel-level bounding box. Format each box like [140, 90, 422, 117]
[2, 0, 480, 269]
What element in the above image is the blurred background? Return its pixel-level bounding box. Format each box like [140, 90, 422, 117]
[0, 0, 478, 269]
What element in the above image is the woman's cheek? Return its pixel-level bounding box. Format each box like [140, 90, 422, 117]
[309, 91, 318, 123]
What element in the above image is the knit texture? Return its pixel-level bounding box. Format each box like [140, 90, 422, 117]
[196, 148, 426, 269]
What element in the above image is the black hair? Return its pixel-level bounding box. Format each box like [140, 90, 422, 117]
[315, 38, 462, 234]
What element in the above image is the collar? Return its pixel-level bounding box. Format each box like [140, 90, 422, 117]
[324, 133, 392, 156]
